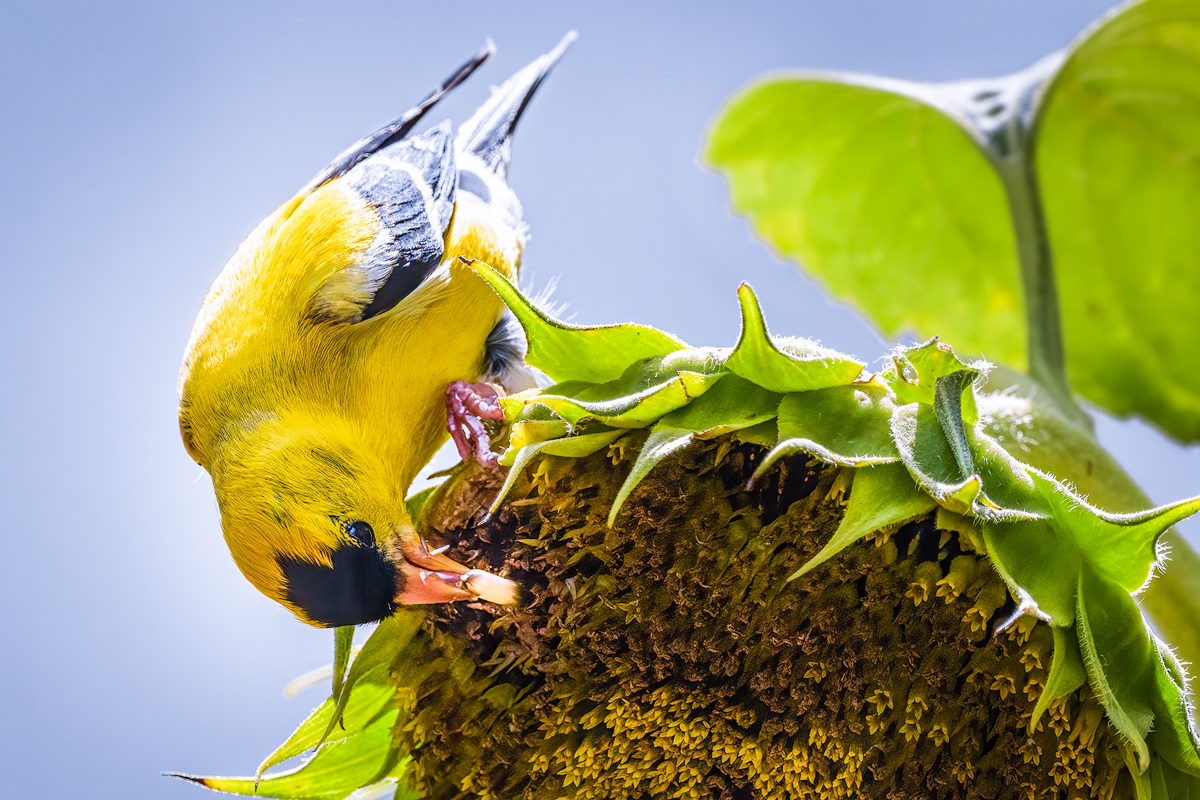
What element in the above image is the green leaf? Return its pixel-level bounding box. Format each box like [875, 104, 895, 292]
[979, 383, 1200, 701]
[1152, 750, 1172, 800]
[248, 675, 395, 785]
[603, 375, 788, 525]
[789, 462, 935, 580]
[732, 418, 778, 448]
[1030, 624, 1086, 731]
[404, 486, 438, 527]
[609, 426, 695, 526]
[1148, 636, 1200, 778]
[1140, 535, 1200, 711]
[885, 338, 983, 408]
[173, 710, 409, 799]
[503, 417, 572, 457]
[895, 347, 1047, 522]
[982, 517, 1080, 626]
[933, 370, 979, 482]
[1127, 743, 1156, 800]
[332, 626, 353, 703]
[1077, 565, 1155, 772]
[1066, 561, 1200, 782]
[1155, 750, 1200, 799]
[465, 259, 686, 384]
[726, 283, 864, 392]
[889, 403, 976, 513]
[314, 613, 423, 757]
[705, 76, 1027, 369]
[169, 617, 427, 798]
[657, 373, 782, 438]
[252, 701, 335, 783]
[980, 464, 1200, 631]
[1037, 473, 1200, 594]
[523, 363, 725, 429]
[962, 426, 1047, 521]
[751, 383, 898, 483]
[490, 428, 626, 514]
[1034, 0, 1200, 440]
[707, 1, 1200, 440]
[249, 614, 421, 783]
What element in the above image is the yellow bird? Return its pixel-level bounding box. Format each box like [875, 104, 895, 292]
[177, 37, 572, 627]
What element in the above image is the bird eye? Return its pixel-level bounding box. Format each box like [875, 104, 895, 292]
[346, 520, 375, 546]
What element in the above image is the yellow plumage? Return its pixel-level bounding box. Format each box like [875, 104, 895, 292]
[178, 39, 570, 626]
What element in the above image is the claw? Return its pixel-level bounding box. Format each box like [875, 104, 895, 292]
[446, 381, 505, 464]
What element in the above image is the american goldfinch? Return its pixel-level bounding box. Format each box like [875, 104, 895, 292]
[177, 36, 572, 627]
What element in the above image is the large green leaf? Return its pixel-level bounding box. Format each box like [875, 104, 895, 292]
[704, 73, 1027, 368]
[706, 0, 1200, 440]
[1035, 0, 1200, 440]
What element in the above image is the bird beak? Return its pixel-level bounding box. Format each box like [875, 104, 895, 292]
[393, 534, 519, 606]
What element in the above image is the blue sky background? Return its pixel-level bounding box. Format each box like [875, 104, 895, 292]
[3, 2, 1197, 798]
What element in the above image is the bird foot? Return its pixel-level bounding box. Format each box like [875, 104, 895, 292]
[446, 381, 505, 465]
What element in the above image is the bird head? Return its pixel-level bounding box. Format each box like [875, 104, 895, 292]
[207, 411, 517, 627]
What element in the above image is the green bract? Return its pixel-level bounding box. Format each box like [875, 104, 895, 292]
[170, 612, 423, 800]
[473, 262, 1200, 797]
[705, 0, 1200, 442]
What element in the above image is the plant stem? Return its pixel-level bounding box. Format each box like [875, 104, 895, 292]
[995, 152, 1088, 428]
